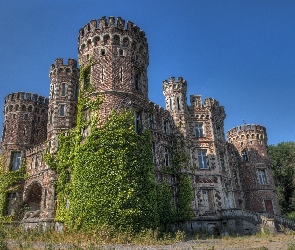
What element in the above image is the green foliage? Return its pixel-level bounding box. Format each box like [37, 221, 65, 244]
[0, 154, 27, 222]
[176, 174, 194, 223]
[45, 62, 194, 232]
[269, 142, 295, 214]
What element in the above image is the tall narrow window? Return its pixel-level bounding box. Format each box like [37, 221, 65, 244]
[51, 86, 54, 98]
[195, 123, 204, 137]
[134, 111, 142, 133]
[241, 150, 248, 161]
[2, 126, 6, 142]
[11, 152, 21, 171]
[101, 66, 104, 82]
[119, 67, 123, 82]
[177, 97, 180, 110]
[60, 105, 65, 116]
[61, 83, 66, 96]
[148, 113, 154, 129]
[134, 70, 141, 90]
[169, 98, 173, 110]
[258, 169, 268, 185]
[49, 112, 53, 124]
[163, 120, 168, 134]
[197, 149, 208, 169]
[74, 85, 79, 100]
[164, 148, 169, 167]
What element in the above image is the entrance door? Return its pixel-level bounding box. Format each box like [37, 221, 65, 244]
[264, 200, 274, 213]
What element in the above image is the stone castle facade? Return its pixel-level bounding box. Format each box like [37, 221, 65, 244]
[0, 16, 281, 233]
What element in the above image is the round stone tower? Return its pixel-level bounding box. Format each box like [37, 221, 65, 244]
[48, 58, 79, 152]
[1, 92, 48, 170]
[78, 16, 149, 121]
[227, 124, 281, 214]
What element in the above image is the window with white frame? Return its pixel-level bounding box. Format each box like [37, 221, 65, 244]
[195, 123, 204, 137]
[11, 151, 21, 171]
[258, 169, 268, 185]
[197, 149, 208, 169]
[164, 147, 169, 167]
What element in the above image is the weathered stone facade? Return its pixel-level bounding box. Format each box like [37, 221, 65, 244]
[0, 16, 280, 232]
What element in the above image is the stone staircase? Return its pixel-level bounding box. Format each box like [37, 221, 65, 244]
[221, 209, 295, 233]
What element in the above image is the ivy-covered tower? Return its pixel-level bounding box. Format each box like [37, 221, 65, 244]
[78, 16, 149, 122]
[47, 58, 79, 152]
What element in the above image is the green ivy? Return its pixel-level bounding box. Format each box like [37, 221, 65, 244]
[45, 62, 194, 232]
[0, 154, 27, 223]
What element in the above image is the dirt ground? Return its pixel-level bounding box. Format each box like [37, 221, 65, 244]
[6, 233, 295, 250]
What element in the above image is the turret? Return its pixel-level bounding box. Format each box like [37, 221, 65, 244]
[47, 58, 79, 152]
[1, 92, 48, 170]
[78, 16, 149, 100]
[227, 124, 281, 214]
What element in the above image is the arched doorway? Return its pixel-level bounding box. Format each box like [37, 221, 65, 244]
[25, 182, 42, 211]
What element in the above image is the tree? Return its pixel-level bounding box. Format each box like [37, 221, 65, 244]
[269, 142, 295, 214]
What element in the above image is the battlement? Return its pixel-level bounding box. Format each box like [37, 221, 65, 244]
[163, 77, 187, 92]
[227, 124, 267, 137]
[4, 92, 49, 105]
[79, 16, 146, 40]
[50, 58, 78, 70]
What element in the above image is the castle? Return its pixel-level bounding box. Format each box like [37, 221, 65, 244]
[0, 16, 282, 233]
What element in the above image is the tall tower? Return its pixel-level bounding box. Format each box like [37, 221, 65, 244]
[1, 92, 48, 169]
[227, 124, 281, 214]
[162, 77, 188, 135]
[47, 58, 79, 152]
[78, 16, 149, 121]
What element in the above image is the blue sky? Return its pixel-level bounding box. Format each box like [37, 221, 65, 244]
[0, 0, 294, 145]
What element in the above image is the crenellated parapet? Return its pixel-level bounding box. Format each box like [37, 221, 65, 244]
[78, 16, 148, 52]
[49, 58, 79, 79]
[227, 124, 267, 144]
[4, 92, 48, 115]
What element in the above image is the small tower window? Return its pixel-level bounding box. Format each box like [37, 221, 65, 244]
[134, 111, 142, 133]
[163, 120, 168, 134]
[119, 67, 123, 82]
[258, 169, 268, 185]
[152, 142, 156, 164]
[148, 113, 154, 129]
[2, 126, 6, 142]
[84, 67, 91, 89]
[177, 97, 180, 110]
[11, 151, 21, 171]
[24, 114, 29, 119]
[164, 148, 170, 167]
[60, 105, 65, 116]
[169, 98, 173, 110]
[134, 70, 141, 90]
[101, 66, 104, 82]
[195, 123, 204, 137]
[241, 150, 248, 161]
[119, 49, 124, 56]
[74, 85, 79, 100]
[101, 49, 106, 56]
[61, 83, 66, 96]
